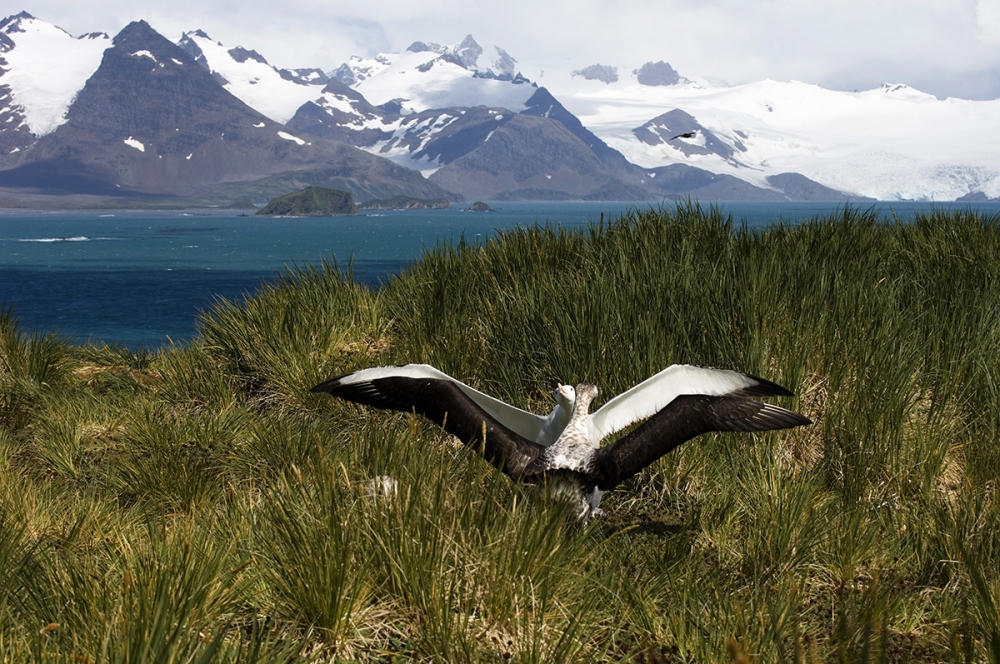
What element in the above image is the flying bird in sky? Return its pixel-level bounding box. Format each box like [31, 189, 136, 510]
[670, 131, 698, 140]
[311, 363, 810, 518]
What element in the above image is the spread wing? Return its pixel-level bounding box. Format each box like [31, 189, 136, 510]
[588, 364, 795, 443]
[311, 367, 545, 480]
[313, 364, 549, 443]
[592, 395, 811, 491]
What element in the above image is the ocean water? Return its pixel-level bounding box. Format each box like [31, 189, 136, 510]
[1, 200, 997, 348]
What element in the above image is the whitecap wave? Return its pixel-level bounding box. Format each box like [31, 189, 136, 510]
[20, 236, 91, 243]
[7, 236, 124, 243]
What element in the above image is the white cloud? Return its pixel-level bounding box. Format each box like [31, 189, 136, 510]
[978, 0, 1000, 42]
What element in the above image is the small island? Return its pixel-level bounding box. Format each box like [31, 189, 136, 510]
[466, 201, 493, 212]
[358, 195, 451, 211]
[255, 186, 357, 217]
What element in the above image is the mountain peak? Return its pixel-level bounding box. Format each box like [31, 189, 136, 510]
[112, 20, 159, 46]
[65, 19, 245, 138]
[227, 46, 267, 65]
[454, 34, 482, 69]
[175, 28, 329, 124]
[0, 11, 37, 33]
[0, 12, 112, 138]
[492, 46, 517, 76]
[183, 29, 214, 42]
[572, 64, 618, 84]
[634, 61, 681, 86]
[406, 41, 447, 54]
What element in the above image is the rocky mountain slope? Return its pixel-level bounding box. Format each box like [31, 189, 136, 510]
[0, 18, 447, 205]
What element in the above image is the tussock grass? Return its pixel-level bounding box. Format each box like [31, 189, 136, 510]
[2, 203, 1000, 661]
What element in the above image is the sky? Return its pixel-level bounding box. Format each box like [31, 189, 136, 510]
[15, 0, 1000, 99]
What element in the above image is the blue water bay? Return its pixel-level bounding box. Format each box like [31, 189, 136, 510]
[1, 201, 997, 348]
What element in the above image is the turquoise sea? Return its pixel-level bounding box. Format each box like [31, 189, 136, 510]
[1, 200, 998, 348]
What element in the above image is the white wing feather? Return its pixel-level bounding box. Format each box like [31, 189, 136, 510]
[587, 364, 762, 443]
[339, 364, 551, 443]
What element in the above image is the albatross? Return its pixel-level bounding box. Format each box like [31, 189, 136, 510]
[311, 364, 811, 517]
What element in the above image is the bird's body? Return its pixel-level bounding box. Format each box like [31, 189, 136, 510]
[311, 363, 811, 518]
[542, 384, 599, 472]
[533, 383, 604, 517]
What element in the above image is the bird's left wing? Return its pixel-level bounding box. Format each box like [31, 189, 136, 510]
[313, 364, 548, 443]
[311, 367, 545, 480]
[591, 394, 810, 491]
[588, 364, 795, 443]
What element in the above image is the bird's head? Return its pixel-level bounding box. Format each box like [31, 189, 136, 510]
[554, 383, 576, 411]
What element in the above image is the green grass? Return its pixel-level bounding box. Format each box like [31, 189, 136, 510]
[2, 203, 1000, 661]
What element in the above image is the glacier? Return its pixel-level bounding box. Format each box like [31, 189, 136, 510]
[0, 13, 109, 136]
[176, 30, 324, 124]
[533, 71, 1000, 201]
[353, 50, 536, 115]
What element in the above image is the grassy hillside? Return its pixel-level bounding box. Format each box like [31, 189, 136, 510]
[2, 204, 999, 661]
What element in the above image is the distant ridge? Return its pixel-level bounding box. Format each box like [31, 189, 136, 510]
[1, 12, 993, 204]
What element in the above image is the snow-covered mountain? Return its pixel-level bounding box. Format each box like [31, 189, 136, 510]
[0, 12, 109, 155]
[285, 79, 397, 147]
[1, 11, 997, 203]
[363, 106, 529, 176]
[341, 36, 536, 115]
[0, 18, 448, 204]
[283, 35, 543, 178]
[325, 38, 1000, 201]
[530, 69, 1000, 201]
[177, 29, 327, 124]
[0, 17, 865, 203]
[333, 35, 524, 87]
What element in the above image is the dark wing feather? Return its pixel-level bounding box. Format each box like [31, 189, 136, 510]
[311, 374, 544, 480]
[591, 395, 811, 490]
[728, 373, 795, 398]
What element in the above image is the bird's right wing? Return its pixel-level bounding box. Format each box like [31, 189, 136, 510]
[588, 364, 795, 443]
[313, 364, 548, 443]
[592, 394, 810, 491]
[311, 365, 546, 480]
